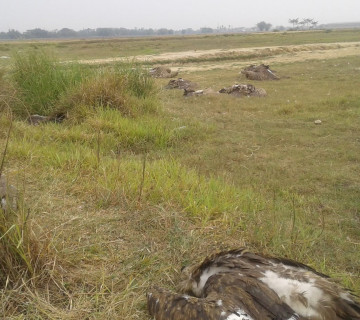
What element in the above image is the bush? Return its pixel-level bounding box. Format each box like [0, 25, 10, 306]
[54, 65, 159, 122]
[113, 63, 158, 99]
[8, 50, 158, 121]
[11, 49, 85, 117]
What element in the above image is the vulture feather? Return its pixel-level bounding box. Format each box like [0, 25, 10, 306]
[147, 248, 360, 320]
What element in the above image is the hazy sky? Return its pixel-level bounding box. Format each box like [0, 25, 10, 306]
[1, 0, 360, 32]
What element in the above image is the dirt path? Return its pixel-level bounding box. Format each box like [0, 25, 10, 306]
[78, 41, 360, 73]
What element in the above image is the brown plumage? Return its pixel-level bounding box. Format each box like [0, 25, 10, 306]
[165, 78, 197, 90]
[241, 64, 280, 81]
[149, 66, 179, 78]
[147, 248, 360, 320]
[218, 84, 267, 97]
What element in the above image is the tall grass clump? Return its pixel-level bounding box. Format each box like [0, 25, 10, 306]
[0, 69, 17, 114]
[11, 49, 86, 117]
[0, 118, 33, 288]
[0, 203, 65, 317]
[0, 117, 62, 317]
[113, 62, 158, 99]
[9, 50, 158, 122]
[55, 64, 159, 122]
[0, 204, 35, 285]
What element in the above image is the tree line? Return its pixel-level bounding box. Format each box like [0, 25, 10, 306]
[256, 18, 319, 32]
[0, 27, 227, 40]
[0, 19, 321, 40]
[288, 18, 318, 30]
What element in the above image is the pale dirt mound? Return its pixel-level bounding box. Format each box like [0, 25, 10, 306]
[219, 84, 267, 97]
[149, 66, 179, 78]
[165, 78, 197, 90]
[241, 64, 279, 81]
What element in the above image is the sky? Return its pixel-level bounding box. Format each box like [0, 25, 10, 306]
[1, 0, 360, 32]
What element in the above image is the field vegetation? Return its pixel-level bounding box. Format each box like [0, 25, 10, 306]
[0, 30, 359, 319]
[0, 29, 360, 63]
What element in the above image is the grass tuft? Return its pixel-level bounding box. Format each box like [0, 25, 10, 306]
[11, 49, 85, 117]
[53, 63, 159, 123]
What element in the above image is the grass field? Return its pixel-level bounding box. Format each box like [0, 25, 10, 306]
[0, 29, 360, 62]
[0, 30, 360, 319]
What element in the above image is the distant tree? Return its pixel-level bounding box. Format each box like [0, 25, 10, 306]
[288, 18, 299, 29]
[289, 18, 317, 30]
[273, 26, 286, 32]
[57, 28, 77, 38]
[181, 28, 194, 35]
[216, 25, 227, 33]
[200, 27, 213, 34]
[157, 28, 173, 35]
[5, 29, 22, 39]
[303, 18, 314, 29]
[96, 28, 114, 37]
[144, 28, 155, 36]
[310, 20, 318, 29]
[298, 19, 306, 30]
[77, 28, 96, 37]
[24, 28, 50, 39]
[256, 21, 272, 31]
[118, 28, 131, 36]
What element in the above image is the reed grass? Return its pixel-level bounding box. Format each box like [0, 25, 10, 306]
[11, 49, 85, 117]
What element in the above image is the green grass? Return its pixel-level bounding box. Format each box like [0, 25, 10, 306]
[167, 55, 360, 275]
[54, 69, 159, 120]
[0, 29, 359, 63]
[10, 49, 87, 117]
[0, 36, 359, 319]
[8, 50, 160, 120]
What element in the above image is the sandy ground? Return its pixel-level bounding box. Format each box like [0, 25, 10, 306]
[78, 41, 360, 73]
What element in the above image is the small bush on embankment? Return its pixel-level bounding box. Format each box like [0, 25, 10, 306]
[5, 50, 187, 154]
[10, 49, 86, 117]
[54, 65, 159, 122]
[9, 50, 158, 122]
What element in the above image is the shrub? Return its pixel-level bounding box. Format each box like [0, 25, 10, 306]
[8, 50, 158, 121]
[113, 63, 158, 99]
[11, 49, 85, 117]
[54, 66, 159, 122]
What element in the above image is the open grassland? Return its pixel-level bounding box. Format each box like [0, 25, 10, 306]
[0, 30, 360, 319]
[0, 29, 360, 63]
